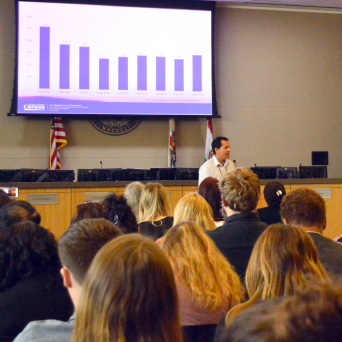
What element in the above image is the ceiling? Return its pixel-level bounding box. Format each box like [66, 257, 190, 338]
[215, 0, 342, 11]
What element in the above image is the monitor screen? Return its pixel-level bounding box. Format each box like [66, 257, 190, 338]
[14, 0, 216, 117]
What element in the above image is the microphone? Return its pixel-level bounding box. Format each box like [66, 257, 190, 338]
[100, 161, 103, 169]
[233, 160, 236, 167]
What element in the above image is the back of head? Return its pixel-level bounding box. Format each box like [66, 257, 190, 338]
[198, 177, 224, 221]
[280, 188, 326, 230]
[264, 181, 286, 207]
[222, 280, 342, 342]
[72, 234, 182, 342]
[103, 193, 138, 234]
[71, 201, 105, 224]
[0, 189, 12, 209]
[173, 193, 216, 231]
[162, 221, 244, 310]
[212, 136, 228, 155]
[246, 223, 328, 300]
[219, 168, 260, 213]
[139, 182, 172, 222]
[123, 182, 144, 221]
[0, 221, 59, 291]
[0, 200, 41, 234]
[58, 218, 123, 285]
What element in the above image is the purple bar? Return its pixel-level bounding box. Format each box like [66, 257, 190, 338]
[99, 59, 109, 90]
[193, 55, 202, 92]
[137, 56, 147, 91]
[118, 57, 128, 90]
[174, 59, 184, 91]
[156, 57, 165, 91]
[79, 47, 89, 89]
[60, 45, 70, 89]
[39, 27, 50, 89]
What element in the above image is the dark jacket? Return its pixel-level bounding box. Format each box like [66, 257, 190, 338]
[207, 212, 267, 281]
[257, 205, 282, 225]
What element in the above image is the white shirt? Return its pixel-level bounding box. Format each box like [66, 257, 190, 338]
[198, 155, 235, 185]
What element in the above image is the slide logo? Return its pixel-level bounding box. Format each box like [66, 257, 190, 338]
[23, 104, 45, 111]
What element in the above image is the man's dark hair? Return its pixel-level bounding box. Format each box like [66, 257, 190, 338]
[221, 280, 342, 342]
[0, 200, 41, 234]
[58, 218, 122, 285]
[0, 221, 61, 291]
[103, 193, 138, 234]
[280, 188, 326, 229]
[212, 136, 228, 155]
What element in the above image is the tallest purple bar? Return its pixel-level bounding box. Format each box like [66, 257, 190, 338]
[39, 27, 50, 89]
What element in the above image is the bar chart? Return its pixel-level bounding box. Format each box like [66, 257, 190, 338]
[18, 2, 212, 115]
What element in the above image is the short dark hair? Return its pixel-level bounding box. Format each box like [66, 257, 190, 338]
[71, 201, 105, 224]
[264, 181, 286, 207]
[222, 280, 342, 342]
[58, 218, 122, 285]
[0, 221, 60, 291]
[103, 193, 138, 234]
[280, 188, 326, 229]
[0, 200, 41, 234]
[212, 136, 228, 155]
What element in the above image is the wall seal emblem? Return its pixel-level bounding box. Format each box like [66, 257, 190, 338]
[89, 117, 142, 136]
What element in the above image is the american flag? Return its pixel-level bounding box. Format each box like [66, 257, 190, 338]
[49, 117, 67, 170]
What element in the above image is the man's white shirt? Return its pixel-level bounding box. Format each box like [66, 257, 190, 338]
[198, 155, 235, 185]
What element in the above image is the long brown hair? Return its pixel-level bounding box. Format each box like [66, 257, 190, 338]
[226, 224, 329, 325]
[72, 234, 182, 342]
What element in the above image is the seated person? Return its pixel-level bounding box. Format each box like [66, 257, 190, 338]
[173, 193, 217, 231]
[103, 193, 138, 234]
[123, 181, 144, 222]
[162, 222, 244, 342]
[14, 218, 122, 342]
[71, 234, 182, 342]
[71, 201, 104, 224]
[257, 181, 286, 225]
[0, 200, 41, 233]
[198, 177, 225, 226]
[207, 168, 267, 281]
[214, 224, 329, 342]
[138, 182, 173, 240]
[0, 221, 73, 342]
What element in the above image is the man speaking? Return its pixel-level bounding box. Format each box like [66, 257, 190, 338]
[198, 136, 235, 185]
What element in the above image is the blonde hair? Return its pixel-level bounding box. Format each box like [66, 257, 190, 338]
[72, 234, 182, 342]
[124, 182, 144, 221]
[219, 168, 260, 213]
[173, 193, 216, 231]
[226, 224, 329, 325]
[139, 183, 172, 222]
[162, 221, 244, 311]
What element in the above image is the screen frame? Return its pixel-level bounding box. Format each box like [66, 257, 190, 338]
[9, 0, 218, 118]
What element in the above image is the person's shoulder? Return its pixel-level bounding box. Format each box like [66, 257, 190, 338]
[13, 319, 74, 342]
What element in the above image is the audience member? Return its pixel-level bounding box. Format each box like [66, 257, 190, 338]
[71, 201, 104, 224]
[221, 280, 342, 342]
[162, 221, 244, 342]
[198, 177, 225, 226]
[103, 193, 138, 234]
[138, 182, 173, 240]
[71, 234, 183, 342]
[14, 218, 122, 342]
[0, 221, 73, 342]
[207, 168, 267, 281]
[257, 181, 286, 225]
[123, 181, 144, 221]
[173, 193, 217, 231]
[0, 189, 12, 209]
[280, 187, 342, 279]
[223, 224, 328, 328]
[0, 200, 41, 233]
